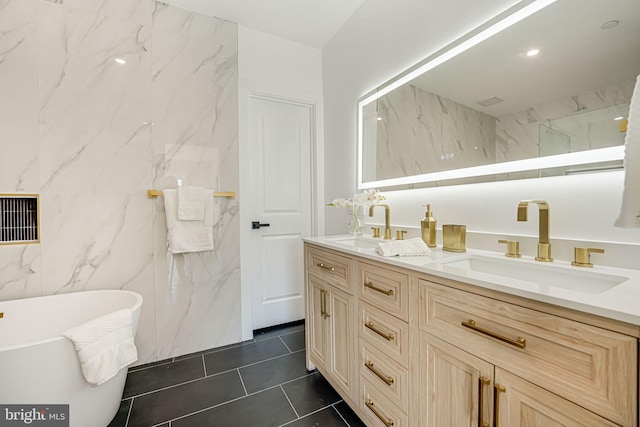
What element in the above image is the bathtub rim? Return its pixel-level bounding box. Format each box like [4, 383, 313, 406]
[0, 289, 143, 353]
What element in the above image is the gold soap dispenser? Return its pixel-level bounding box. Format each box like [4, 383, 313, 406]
[421, 204, 437, 248]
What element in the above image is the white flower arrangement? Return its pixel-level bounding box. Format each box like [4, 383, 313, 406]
[327, 189, 386, 210]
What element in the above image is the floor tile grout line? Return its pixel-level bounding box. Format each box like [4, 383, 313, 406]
[280, 384, 300, 419]
[163, 370, 320, 426]
[237, 368, 249, 396]
[127, 339, 260, 373]
[279, 335, 293, 353]
[123, 348, 307, 400]
[277, 403, 343, 427]
[331, 401, 352, 427]
[123, 397, 133, 427]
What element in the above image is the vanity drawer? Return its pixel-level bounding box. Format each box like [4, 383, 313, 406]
[307, 247, 352, 293]
[419, 280, 638, 427]
[360, 377, 408, 427]
[360, 338, 408, 412]
[360, 301, 410, 368]
[358, 261, 409, 321]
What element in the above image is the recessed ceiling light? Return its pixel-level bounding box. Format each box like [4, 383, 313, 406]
[376, 117, 382, 121]
[526, 48, 540, 57]
[114, 58, 126, 65]
[601, 20, 620, 30]
[614, 116, 624, 121]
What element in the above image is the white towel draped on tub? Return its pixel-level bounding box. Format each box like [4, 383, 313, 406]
[615, 74, 640, 228]
[63, 309, 138, 386]
[376, 238, 431, 257]
[164, 188, 215, 253]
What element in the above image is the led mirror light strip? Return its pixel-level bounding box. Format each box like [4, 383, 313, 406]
[357, 0, 569, 188]
[359, 146, 624, 189]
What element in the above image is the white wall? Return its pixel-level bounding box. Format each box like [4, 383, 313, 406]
[323, 0, 640, 268]
[238, 27, 324, 339]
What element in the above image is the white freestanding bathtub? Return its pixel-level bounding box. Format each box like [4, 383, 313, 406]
[0, 290, 143, 427]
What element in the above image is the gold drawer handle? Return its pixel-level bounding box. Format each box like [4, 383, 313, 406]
[365, 399, 394, 427]
[365, 361, 394, 385]
[462, 320, 526, 349]
[478, 376, 490, 427]
[316, 262, 335, 272]
[365, 321, 395, 341]
[364, 281, 394, 296]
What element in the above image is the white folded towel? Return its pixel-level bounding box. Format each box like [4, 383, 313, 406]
[164, 189, 215, 253]
[615, 74, 640, 228]
[178, 186, 207, 220]
[62, 309, 138, 386]
[376, 237, 431, 257]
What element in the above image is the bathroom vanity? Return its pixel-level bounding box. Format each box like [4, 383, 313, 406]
[303, 236, 640, 427]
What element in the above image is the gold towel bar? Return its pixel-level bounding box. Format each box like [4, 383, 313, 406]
[147, 189, 236, 199]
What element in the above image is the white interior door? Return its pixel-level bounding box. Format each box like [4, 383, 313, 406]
[248, 95, 312, 330]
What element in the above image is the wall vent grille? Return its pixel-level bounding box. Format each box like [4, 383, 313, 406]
[0, 194, 39, 245]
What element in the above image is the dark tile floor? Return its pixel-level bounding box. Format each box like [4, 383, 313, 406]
[108, 322, 365, 427]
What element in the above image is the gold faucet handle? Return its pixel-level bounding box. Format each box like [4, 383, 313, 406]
[572, 247, 604, 268]
[498, 239, 521, 258]
[396, 230, 407, 240]
[371, 227, 381, 238]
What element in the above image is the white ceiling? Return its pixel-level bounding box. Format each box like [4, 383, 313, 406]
[161, 0, 366, 48]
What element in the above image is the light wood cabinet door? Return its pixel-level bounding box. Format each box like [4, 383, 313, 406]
[494, 368, 617, 427]
[420, 332, 494, 427]
[327, 286, 356, 398]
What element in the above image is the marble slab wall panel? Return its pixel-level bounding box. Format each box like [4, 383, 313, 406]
[375, 84, 496, 181]
[151, 2, 240, 359]
[495, 79, 635, 164]
[0, 0, 39, 192]
[1, 0, 239, 365]
[0, 245, 42, 300]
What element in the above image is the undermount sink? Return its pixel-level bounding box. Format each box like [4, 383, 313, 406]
[438, 255, 628, 294]
[325, 236, 380, 249]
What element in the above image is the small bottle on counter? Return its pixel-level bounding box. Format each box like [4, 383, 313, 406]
[421, 204, 437, 248]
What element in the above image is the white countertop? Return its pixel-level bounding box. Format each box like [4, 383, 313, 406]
[304, 235, 640, 326]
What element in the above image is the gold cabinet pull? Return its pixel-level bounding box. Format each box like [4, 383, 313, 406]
[320, 290, 330, 319]
[365, 321, 395, 341]
[365, 361, 394, 385]
[316, 262, 335, 272]
[494, 384, 506, 427]
[462, 320, 526, 349]
[365, 399, 394, 427]
[478, 376, 490, 427]
[364, 281, 394, 296]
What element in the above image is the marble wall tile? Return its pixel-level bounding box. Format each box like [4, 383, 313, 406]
[151, 2, 239, 360]
[43, 0, 151, 26]
[1, 0, 238, 365]
[0, 0, 39, 192]
[0, 245, 42, 300]
[374, 84, 496, 181]
[38, 0, 152, 196]
[496, 79, 635, 163]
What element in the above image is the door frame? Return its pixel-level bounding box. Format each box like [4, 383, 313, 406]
[239, 78, 325, 340]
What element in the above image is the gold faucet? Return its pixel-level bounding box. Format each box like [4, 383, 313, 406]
[369, 204, 392, 239]
[517, 200, 553, 262]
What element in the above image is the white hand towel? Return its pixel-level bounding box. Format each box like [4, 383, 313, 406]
[178, 186, 207, 220]
[615, 74, 640, 228]
[376, 237, 431, 257]
[62, 309, 138, 386]
[164, 189, 215, 253]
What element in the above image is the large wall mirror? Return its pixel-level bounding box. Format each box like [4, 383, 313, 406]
[357, 0, 640, 189]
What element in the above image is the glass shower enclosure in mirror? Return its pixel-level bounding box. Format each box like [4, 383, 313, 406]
[357, 0, 640, 189]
